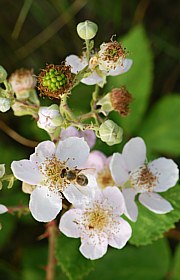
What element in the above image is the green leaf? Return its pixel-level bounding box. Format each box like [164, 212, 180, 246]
[129, 184, 180, 246]
[170, 244, 180, 280]
[140, 94, 180, 156]
[85, 239, 170, 280]
[56, 234, 94, 280]
[107, 25, 153, 134]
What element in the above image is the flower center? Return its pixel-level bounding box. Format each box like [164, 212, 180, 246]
[97, 166, 114, 189]
[39, 155, 67, 192]
[85, 205, 109, 231]
[42, 68, 67, 92]
[130, 164, 157, 193]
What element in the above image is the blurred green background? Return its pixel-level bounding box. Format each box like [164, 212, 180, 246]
[0, 0, 180, 279]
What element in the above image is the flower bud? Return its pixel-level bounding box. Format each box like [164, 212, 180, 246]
[0, 97, 11, 112]
[37, 104, 63, 133]
[0, 164, 5, 178]
[77, 20, 98, 40]
[0, 66, 7, 83]
[9, 68, 36, 100]
[97, 86, 132, 116]
[99, 120, 123, 146]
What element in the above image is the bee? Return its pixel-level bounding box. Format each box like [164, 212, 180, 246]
[60, 168, 88, 186]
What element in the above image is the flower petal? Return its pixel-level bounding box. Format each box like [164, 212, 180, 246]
[82, 150, 107, 174]
[0, 204, 8, 214]
[122, 137, 146, 171]
[59, 209, 83, 237]
[80, 233, 108, 260]
[108, 217, 132, 248]
[30, 141, 56, 165]
[63, 174, 97, 207]
[139, 192, 173, 214]
[29, 186, 62, 222]
[102, 187, 125, 215]
[56, 137, 90, 168]
[79, 129, 96, 149]
[122, 188, 138, 222]
[81, 71, 103, 85]
[148, 158, 179, 192]
[11, 160, 42, 185]
[108, 59, 133, 76]
[65, 55, 88, 73]
[60, 126, 79, 140]
[109, 153, 129, 185]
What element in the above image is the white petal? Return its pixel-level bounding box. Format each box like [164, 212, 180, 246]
[29, 186, 62, 222]
[139, 192, 173, 214]
[81, 71, 103, 85]
[56, 137, 90, 168]
[108, 59, 133, 76]
[102, 187, 125, 215]
[108, 217, 132, 248]
[0, 204, 8, 214]
[122, 188, 138, 222]
[80, 233, 108, 260]
[65, 55, 88, 73]
[109, 153, 129, 185]
[11, 160, 42, 185]
[59, 209, 83, 237]
[63, 175, 97, 207]
[148, 158, 179, 192]
[122, 137, 146, 171]
[30, 141, 56, 165]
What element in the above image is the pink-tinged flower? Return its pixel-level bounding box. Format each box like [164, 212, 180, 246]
[65, 54, 132, 86]
[82, 150, 115, 189]
[60, 126, 96, 149]
[11, 137, 97, 222]
[110, 137, 179, 222]
[59, 187, 132, 260]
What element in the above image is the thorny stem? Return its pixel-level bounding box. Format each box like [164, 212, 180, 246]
[46, 221, 57, 280]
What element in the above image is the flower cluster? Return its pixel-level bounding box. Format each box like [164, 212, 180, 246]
[0, 20, 179, 262]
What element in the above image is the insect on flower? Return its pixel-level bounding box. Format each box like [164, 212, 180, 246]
[60, 168, 89, 187]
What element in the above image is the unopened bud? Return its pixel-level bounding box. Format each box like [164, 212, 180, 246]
[37, 104, 63, 133]
[77, 20, 98, 40]
[0, 66, 7, 83]
[99, 120, 123, 146]
[0, 97, 11, 112]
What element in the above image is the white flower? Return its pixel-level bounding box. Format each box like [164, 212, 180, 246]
[37, 104, 63, 134]
[0, 164, 5, 178]
[82, 150, 115, 189]
[60, 126, 96, 149]
[59, 186, 132, 260]
[110, 137, 179, 221]
[65, 54, 132, 86]
[11, 137, 97, 222]
[0, 204, 8, 214]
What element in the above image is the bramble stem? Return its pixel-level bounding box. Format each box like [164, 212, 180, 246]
[46, 221, 57, 280]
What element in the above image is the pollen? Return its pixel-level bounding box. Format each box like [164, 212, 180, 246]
[97, 166, 114, 189]
[130, 165, 157, 192]
[84, 205, 109, 231]
[38, 155, 66, 192]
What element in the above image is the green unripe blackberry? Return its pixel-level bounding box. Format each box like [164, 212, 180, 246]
[37, 64, 73, 99]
